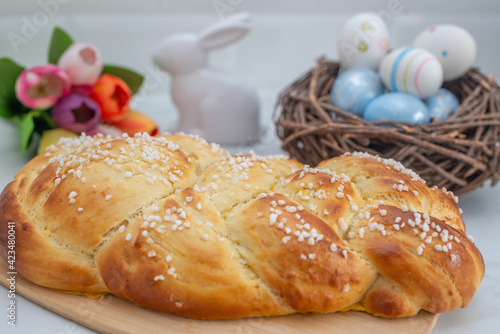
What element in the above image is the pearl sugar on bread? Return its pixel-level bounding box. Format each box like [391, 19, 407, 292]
[0, 133, 484, 319]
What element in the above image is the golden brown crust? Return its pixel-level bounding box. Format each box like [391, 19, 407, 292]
[226, 193, 377, 314]
[0, 134, 485, 319]
[95, 189, 290, 319]
[0, 182, 106, 293]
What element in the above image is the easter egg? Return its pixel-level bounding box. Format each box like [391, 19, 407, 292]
[413, 25, 476, 81]
[337, 13, 390, 70]
[363, 92, 430, 125]
[379, 47, 443, 99]
[330, 67, 383, 117]
[425, 88, 460, 122]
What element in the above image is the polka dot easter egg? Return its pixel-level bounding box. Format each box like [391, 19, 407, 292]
[337, 13, 390, 70]
[379, 47, 443, 99]
[413, 24, 476, 81]
[330, 67, 383, 117]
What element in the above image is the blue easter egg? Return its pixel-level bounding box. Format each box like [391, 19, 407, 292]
[425, 88, 460, 121]
[330, 67, 383, 117]
[363, 92, 430, 125]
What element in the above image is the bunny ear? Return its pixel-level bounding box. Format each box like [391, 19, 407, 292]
[199, 12, 251, 50]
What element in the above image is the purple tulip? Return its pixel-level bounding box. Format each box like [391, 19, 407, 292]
[51, 94, 101, 133]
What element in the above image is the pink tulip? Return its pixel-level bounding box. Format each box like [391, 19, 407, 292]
[57, 42, 104, 86]
[15, 64, 71, 109]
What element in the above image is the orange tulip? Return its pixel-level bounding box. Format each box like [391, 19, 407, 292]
[113, 110, 158, 136]
[89, 74, 132, 123]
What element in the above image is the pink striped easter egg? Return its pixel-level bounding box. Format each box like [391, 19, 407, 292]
[378, 47, 443, 99]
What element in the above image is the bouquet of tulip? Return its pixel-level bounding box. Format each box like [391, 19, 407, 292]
[0, 27, 158, 153]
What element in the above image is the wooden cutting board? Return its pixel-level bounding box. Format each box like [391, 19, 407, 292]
[0, 260, 438, 334]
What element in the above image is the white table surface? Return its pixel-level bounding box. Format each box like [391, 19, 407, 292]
[0, 92, 499, 334]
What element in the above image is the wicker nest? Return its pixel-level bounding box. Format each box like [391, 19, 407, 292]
[275, 58, 500, 196]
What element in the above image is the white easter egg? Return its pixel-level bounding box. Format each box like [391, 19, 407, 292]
[337, 13, 390, 70]
[379, 47, 443, 99]
[413, 24, 476, 81]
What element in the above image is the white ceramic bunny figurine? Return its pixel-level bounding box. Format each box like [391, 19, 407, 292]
[153, 12, 260, 145]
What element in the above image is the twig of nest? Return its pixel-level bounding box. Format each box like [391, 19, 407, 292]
[274, 58, 500, 196]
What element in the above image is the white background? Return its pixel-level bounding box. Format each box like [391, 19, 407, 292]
[1, 0, 500, 333]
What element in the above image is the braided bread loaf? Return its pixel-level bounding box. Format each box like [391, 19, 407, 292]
[0, 133, 484, 319]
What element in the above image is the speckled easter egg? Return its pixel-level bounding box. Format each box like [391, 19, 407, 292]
[425, 88, 460, 121]
[413, 24, 476, 81]
[379, 47, 443, 99]
[337, 13, 390, 70]
[330, 67, 384, 117]
[363, 92, 430, 125]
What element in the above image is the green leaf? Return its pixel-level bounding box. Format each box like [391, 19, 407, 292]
[15, 112, 35, 153]
[31, 109, 56, 134]
[40, 109, 56, 129]
[102, 65, 144, 95]
[0, 58, 25, 118]
[48, 27, 74, 64]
